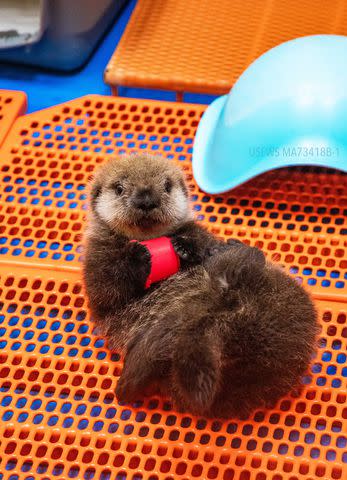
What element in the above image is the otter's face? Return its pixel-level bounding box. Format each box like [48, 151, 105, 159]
[90, 155, 193, 240]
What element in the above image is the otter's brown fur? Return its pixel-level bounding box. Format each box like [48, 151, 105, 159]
[83, 153, 318, 418]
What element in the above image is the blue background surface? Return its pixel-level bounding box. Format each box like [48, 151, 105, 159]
[0, 0, 215, 113]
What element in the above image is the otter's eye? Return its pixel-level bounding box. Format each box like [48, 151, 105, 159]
[114, 183, 124, 195]
[164, 178, 172, 193]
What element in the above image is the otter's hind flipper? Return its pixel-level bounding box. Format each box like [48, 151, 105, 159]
[172, 316, 222, 414]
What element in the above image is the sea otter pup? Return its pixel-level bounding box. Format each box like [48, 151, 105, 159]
[83, 153, 318, 418]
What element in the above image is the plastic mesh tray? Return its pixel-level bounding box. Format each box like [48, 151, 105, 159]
[105, 0, 347, 98]
[0, 270, 346, 480]
[0, 94, 346, 480]
[0, 90, 27, 147]
[1, 96, 346, 299]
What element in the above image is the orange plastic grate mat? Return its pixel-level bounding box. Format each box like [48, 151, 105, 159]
[1, 96, 346, 299]
[0, 95, 346, 480]
[0, 91, 27, 148]
[0, 270, 346, 480]
[105, 0, 347, 98]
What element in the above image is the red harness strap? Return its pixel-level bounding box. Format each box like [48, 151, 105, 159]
[136, 236, 180, 288]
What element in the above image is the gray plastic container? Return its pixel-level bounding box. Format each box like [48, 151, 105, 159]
[0, 0, 128, 71]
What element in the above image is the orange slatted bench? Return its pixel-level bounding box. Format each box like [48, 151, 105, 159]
[105, 0, 347, 100]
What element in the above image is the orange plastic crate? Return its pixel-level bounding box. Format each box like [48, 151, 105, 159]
[0, 91, 27, 147]
[0, 95, 346, 480]
[105, 0, 347, 98]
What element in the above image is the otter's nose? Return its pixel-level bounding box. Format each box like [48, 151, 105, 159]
[132, 188, 160, 212]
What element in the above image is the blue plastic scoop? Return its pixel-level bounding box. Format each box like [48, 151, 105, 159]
[193, 34, 347, 194]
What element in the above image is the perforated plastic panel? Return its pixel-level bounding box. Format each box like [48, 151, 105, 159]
[105, 0, 347, 97]
[0, 95, 346, 480]
[0, 270, 346, 480]
[1, 96, 346, 299]
[0, 90, 27, 147]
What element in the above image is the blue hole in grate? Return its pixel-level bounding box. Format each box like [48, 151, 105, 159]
[76, 404, 87, 415]
[80, 337, 91, 346]
[31, 399, 42, 410]
[106, 407, 117, 419]
[327, 365, 337, 375]
[5, 460, 17, 471]
[33, 413, 43, 424]
[10, 329, 20, 339]
[52, 334, 63, 343]
[101, 471, 112, 480]
[337, 436, 347, 448]
[337, 353, 346, 363]
[310, 447, 320, 459]
[68, 348, 78, 357]
[78, 419, 89, 430]
[320, 434, 331, 446]
[49, 308, 59, 318]
[1, 396, 12, 407]
[21, 462, 32, 473]
[326, 450, 336, 461]
[294, 446, 304, 456]
[108, 423, 119, 433]
[48, 415, 58, 426]
[68, 467, 80, 479]
[332, 340, 341, 350]
[63, 417, 74, 428]
[91, 406, 102, 417]
[22, 311, 33, 327]
[26, 342, 36, 352]
[93, 420, 104, 431]
[65, 323, 74, 332]
[61, 402, 72, 414]
[46, 401, 57, 412]
[322, 352, 331, 361]
[18, 412, 28, 422]
[52, 464, 64, 476]
[305, 432, 315, 444]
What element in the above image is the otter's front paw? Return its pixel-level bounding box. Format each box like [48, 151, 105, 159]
[126, 241, 151, 280]
[170, 235, 202, 265]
